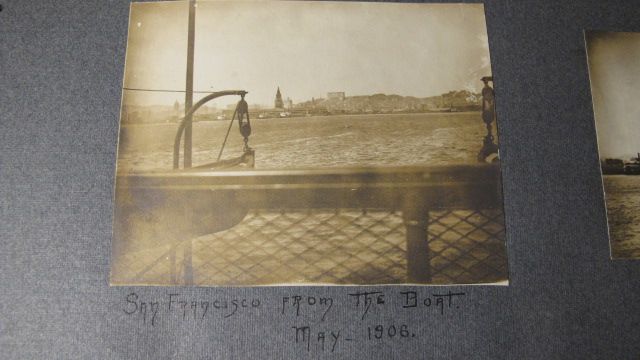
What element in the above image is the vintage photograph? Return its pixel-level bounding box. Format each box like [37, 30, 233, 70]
[586, 31, 640, 259]
[110, 0, 508, 285]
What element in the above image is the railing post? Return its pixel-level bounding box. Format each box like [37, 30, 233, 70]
[403, 199, 431, 282]
[183, 240, 193, 285]
[170, 246, 176, 284]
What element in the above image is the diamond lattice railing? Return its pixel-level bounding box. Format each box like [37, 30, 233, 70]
[112, 208, 507, 286]
[427, 209, 508, 284]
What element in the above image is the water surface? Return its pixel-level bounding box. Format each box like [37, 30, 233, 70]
[116, 112, 489, 172]
[603, 175, 640, 258]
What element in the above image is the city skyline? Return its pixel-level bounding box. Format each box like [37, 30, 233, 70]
[123, 1, 492, 109]
[122, 86, 481, 109]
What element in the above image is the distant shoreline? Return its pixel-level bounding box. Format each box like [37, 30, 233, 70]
[120, 110, 482, 127]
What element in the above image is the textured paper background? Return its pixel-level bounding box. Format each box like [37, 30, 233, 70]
[1, 0, 639, 358]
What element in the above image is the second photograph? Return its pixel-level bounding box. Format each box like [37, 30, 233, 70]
[587, 31, 640, 260]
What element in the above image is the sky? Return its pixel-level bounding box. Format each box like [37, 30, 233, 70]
[587, 31, 640, 159]
[123, 0, 492, 108]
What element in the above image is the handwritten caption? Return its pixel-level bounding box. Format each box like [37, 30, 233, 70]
[122, 290, 465, 353]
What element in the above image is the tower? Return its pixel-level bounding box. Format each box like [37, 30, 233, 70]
[274, 87, 284, 109]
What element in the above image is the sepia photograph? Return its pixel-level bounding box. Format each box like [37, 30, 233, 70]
[110, 0, 508, 286]
[587, 31, 640, 259]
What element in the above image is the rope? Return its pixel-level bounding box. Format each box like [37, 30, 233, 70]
[123, 87, 217, 94]
[217, 107, 238, 161]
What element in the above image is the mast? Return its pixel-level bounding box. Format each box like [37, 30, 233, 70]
[184, 0, 196, 168]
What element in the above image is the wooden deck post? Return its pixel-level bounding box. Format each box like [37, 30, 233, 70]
[403, 197, 431, 282]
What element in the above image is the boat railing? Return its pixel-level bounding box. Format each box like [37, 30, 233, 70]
[111, 164, 507, 285]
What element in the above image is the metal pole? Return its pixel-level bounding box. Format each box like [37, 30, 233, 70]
[184, 0, 196, 168]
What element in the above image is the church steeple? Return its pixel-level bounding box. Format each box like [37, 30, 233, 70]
[274, 87, 284, 109]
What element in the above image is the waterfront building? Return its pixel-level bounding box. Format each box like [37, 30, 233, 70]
[327, 92, 345, 101]
[275, 87, 284, 109]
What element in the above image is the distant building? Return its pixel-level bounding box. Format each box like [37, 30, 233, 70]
[284, 97, 293, 109]
[275, 87, 284, 109]
[327, 92, 345, 101]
